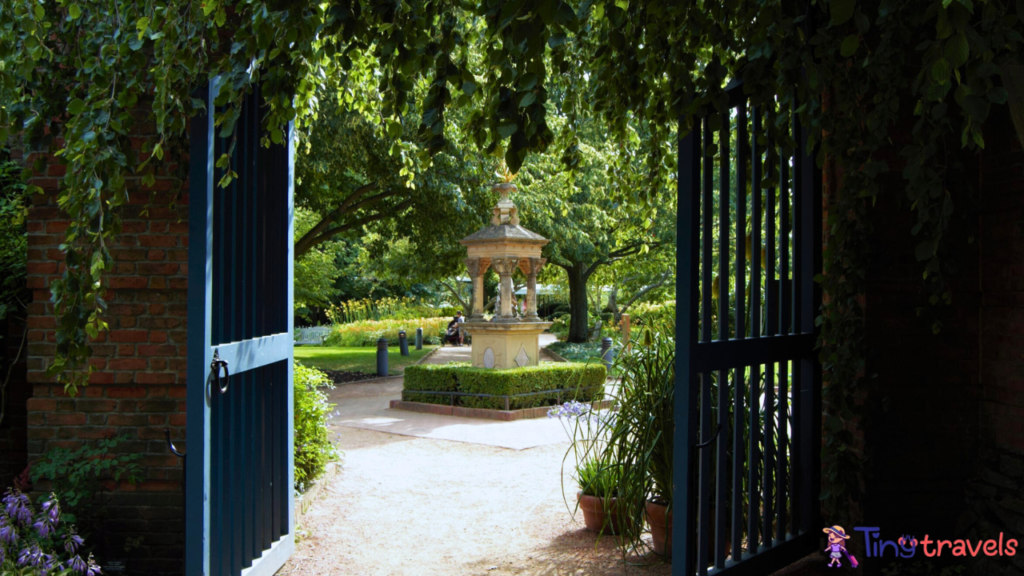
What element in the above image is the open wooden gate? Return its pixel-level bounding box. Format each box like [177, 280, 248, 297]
[185, 80, 296, 576]
[674, 81, 823, 575]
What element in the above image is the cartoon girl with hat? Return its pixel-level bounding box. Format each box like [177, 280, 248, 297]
[823, 525, 856, 568]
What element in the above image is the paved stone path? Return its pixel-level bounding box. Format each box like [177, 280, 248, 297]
[325, 332, 577, 450]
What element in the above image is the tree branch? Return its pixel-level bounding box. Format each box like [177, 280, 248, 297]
[618, 270, 674, 318]
[438, 278, 470, 311]
[296, 196, 414, 257]
[295, 182, 378, 255]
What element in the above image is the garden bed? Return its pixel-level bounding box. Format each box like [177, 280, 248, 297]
[402, 361, 606, 410]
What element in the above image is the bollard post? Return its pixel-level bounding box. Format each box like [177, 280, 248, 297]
[415, 327, 423, 350]
[601, 337, 615, 372]
[377, 337, 389, 376]
[399, 330, 410, 356]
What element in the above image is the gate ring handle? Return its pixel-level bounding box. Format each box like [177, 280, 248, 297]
[211, 351, 230, 394]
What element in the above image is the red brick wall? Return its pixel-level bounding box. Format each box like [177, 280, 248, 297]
[23, 124, 189, 574]
[858, 136, 982, 535]
[978, 105, 1024, 453]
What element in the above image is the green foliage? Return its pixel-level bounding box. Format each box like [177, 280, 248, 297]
[629, 301, 676, 330]
[603, 328, 675, 558]
[402, 361, 605, 410]
[323, 317, 450, 347]
[29, 435, 143, 524]
[576, 457, 620, 498]
[293, 206, 344, 317]
[293, 363, 340, 491]
[0, 149, 27, 324]
[547, 341, 602, 362]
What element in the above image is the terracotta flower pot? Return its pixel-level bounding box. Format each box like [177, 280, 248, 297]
[646, 501, 673, 558]
[577, 492, 622, 535]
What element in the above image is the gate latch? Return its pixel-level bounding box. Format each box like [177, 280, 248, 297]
[211, 350, 230, 394]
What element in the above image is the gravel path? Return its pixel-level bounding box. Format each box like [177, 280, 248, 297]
[278, 427, 672, 576]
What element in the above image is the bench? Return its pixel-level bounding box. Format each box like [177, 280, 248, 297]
[295, 326, 332, 346]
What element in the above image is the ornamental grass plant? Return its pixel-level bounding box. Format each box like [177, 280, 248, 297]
[323, 317, 450, 347]
[603, 326, 675, 559]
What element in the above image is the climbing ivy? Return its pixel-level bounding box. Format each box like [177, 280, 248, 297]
[1, 0, 1022, 523]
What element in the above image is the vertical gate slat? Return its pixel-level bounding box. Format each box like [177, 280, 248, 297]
[751, 107, 762, 340]
[731, 102, 747, 564]
[780, 142, 790, 336]
[239, 99, 249, 345]
[765, 121, 777, 337]
[675, 118, 702, 576]
[279, 361, 290, 536]
[763, 360, 775, 548]
[210, 388, 221, 576]
[777, 361, 789, 542]
[271, 369, 281, 541]
[714, 111, 731, 570]
[221, 383, 232, 576]
[735, 103, 747, 341]
[747, 361, 760, 553]
[260, 365, 271, 550]
[790, 112, 805, 536]
[697, 115, 714, 575]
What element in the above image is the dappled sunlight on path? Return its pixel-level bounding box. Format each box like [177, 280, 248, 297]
[278, 428, 672, 576]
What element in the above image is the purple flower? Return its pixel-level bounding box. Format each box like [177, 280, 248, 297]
[65, 533, 84, 554]
[18, 542, 42, 567]
[4, 490, 32, 526]
[85, 553, 102, 575]
[43, 498, 60, 524]
[0, 522, 18, 544]
[69, 554, 88, 574]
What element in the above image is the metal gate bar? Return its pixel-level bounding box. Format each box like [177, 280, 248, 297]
[674, 80, 822, 576]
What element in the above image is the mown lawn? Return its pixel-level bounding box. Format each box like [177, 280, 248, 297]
[294, 345, 436, 375]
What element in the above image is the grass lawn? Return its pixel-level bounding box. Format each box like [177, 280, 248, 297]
[294, 345, 437, 375]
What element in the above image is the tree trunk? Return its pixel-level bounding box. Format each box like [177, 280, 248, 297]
[567, 264, 591, 343]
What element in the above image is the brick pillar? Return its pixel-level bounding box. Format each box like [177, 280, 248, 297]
[23, 118, 190, 574]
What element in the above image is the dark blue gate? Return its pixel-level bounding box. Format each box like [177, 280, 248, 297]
[186, 79, 296, 576]
[674, 81, 823, 575]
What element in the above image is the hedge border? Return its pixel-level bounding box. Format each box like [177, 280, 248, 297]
[402, 361, 606, 410]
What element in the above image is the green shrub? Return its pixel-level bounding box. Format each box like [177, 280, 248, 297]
[548, 341, 603, 362]
[628, 301, 675, 331]
[29, 435, 144, 525]
[294, 362, 340, 491]
[402, 362, 606, 410]
[324, 316, 450, 347]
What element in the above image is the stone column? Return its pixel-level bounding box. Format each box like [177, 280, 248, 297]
[490, 257, 520, 322]
[519, 257, 547, 321]
[465, 257, 490, 319]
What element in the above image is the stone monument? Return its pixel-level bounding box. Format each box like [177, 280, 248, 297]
[460, 179, 552, 369]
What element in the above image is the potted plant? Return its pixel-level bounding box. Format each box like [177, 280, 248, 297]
[550, 399, 621, 536]
[576, 456, 622, 535]
[605, 326, 675, 559]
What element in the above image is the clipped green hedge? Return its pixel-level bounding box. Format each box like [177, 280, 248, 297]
[403, 361, 606, 410]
